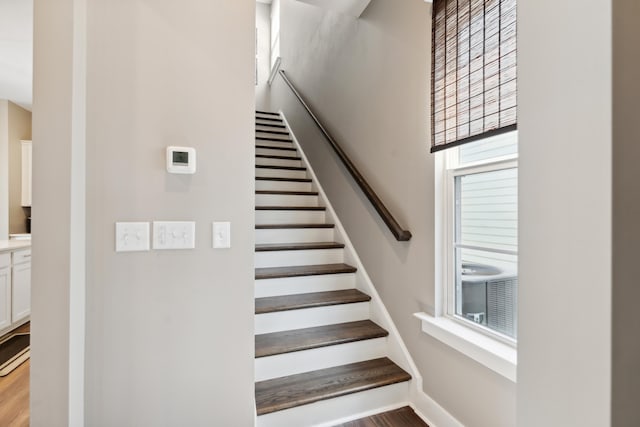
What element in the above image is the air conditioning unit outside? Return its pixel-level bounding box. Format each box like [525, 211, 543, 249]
[461, 262, 518, 339]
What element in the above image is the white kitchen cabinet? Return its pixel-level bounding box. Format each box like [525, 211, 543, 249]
[0, 254, 11, 331]
[11, 250, 30, 323]
[21, 140, 32, 207]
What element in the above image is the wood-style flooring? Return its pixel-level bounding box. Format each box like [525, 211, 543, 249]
[335, 406, 429, 427]
[0, 322, 30, 427]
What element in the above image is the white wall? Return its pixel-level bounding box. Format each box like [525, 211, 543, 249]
[268, 1, 515, 426]
[32, 0, 256, 425]
[256, 2, 272, 110]
[517, 0, 612, 426]
[0, 100, 8, 239]
[7, 101, 31, 234]
[270, 0, 281, 70]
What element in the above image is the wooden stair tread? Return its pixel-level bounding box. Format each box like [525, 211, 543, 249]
[255, 263, 356, 279]
[255, 320, 388, 358]
[255, 357, 411, 415]
[255, 190, 317, 196]
[255, 205, 325, 211]
[256, 154, 302, 161]
[255, 154, 302, 161]
[256, 110, 280, 116]
[256, 145, 297, 152]
[255, 165, 306, 171]
[334, 406, 429, 427]
[256, 122, 286, 129]
[256, 223, 334, 229]
[256, 242, 344, 252]
[256, 136, 293, 142]
[255, 289, 370, 314]
[256, 116, 284, 122]
[256, 129, 290, 135]
[255, 177, 312, 183]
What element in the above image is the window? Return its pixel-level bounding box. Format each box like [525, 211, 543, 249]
[443, 131, 518, 343]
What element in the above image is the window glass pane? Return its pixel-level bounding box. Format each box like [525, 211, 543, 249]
[454, 167, 518, 339]
[458, 131, 518, 165]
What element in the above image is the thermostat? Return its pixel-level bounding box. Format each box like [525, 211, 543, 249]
[166, 146, 196, 174]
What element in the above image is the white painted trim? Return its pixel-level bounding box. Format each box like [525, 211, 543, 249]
[415, 312, 517, 382]
[69, 0, 87, 424]
[313, 402, 408, 427]
[296, 0, 371, 18]
[409, 397, 464, 427]
[280, 112, 463, 427]
[268, 57, 281, 86]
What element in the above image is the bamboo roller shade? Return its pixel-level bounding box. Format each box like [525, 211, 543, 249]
[431, 0, 517, 153]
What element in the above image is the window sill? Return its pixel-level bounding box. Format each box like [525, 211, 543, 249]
[414, 312, 517, 382]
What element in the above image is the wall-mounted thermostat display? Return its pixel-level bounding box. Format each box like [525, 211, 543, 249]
[166, 146, 196, 174]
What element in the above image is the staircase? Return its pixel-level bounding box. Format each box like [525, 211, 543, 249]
[254, 111, 427, 427]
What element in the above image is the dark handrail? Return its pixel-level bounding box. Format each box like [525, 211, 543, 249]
[278, 70, 412, 242]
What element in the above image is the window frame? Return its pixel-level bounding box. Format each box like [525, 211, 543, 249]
[441, 132, 519, 347]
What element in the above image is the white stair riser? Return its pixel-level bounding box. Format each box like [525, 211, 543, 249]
[256, 168, 307, 180]
[256, 157, 302, 168]
[256, 382, 410, 427]
[256, 119, 284, 126]
[255, 248, 344, 268]
[255, 140, 296, 149]
[255, 302, 370, 334]
[256, 210, 325, 225]
[255, 273, 355, 298]
[256, 128, 286, 135]
[256, 147, 299, 158]
[255, 337, 387, 381]
[255, 228, 334, 245]
[255, 194, 319, 207]
[256, 131, 289, 138]
[256, 113, 280, 119]
[256, 132, 292, 141]
[255, 180, 311, 192]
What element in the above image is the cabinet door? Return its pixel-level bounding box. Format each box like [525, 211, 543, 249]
[12, 262, 30, 323]
[0, 267, 11, 331]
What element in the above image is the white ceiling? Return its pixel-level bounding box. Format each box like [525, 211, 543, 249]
[0, 0, 32, 110]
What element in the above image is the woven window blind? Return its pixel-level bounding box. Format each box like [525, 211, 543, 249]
[431, 0, 517, 153]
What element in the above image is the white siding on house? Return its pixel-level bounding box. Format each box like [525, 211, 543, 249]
[459, 132, 518, 165]
[457, 167, 518, 273]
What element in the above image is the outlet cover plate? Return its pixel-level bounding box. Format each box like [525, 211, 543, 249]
[153, 221, 196, 250]
[115, 222, 150, 252]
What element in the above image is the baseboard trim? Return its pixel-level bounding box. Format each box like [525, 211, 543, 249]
[410, 387, 464, 427]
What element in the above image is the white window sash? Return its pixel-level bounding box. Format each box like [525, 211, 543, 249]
[442, 154, 519, 347]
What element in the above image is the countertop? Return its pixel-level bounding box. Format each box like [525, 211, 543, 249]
[0, 240, 31, 254]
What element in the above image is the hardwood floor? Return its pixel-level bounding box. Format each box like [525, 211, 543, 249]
[334, 406, 429, 427]
[0, 323, 30, 427]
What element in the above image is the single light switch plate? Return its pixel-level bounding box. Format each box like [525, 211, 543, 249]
[153, 221, 196, 250]
[115, 222, 150, 252]
[213, 222, 231, 249]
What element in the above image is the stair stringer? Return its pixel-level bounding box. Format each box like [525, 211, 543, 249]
[280, 112, 463, 427]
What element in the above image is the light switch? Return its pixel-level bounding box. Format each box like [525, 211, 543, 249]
[213, 222, 231, 249]
[153, 221, 196, 250]
[115, 222, 150, 252]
